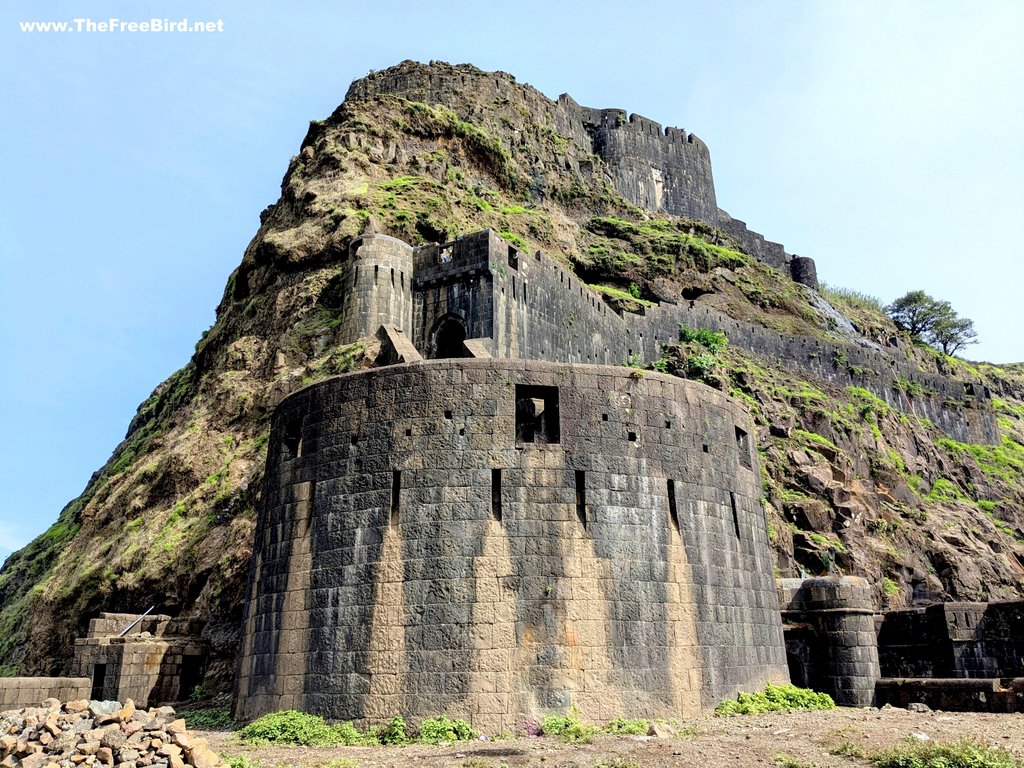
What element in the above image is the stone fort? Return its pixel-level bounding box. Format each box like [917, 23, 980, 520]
[229, 63, 1004, 728]
[3, 62, 1016, 724]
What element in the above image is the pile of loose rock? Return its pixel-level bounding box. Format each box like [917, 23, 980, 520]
[0, 699, 221, 768]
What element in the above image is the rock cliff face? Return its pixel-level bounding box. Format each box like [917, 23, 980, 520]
[1, 60, 1022, 692]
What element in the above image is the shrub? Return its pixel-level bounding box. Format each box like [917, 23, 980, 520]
[715, 683, 835, 715]
[182, 707, 233, 730]
[223, 757, 261, 768]
[871, 737, 1024, 768]
[604, 717, 649, 735]
[238, 711, 341, 746]
[541, 712, 600, 744]
[417, 714, 476, 743]
[679, 325, 728, 353]
[371, 715, 409, 745]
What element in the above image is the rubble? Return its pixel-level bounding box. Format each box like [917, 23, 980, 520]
[0, 700, 221, 768]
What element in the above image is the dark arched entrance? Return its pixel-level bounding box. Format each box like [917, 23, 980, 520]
[428, 314, 467, 359]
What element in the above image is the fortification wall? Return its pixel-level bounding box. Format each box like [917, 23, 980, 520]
[0, 678, 91, 709]
[878, 601, 1024, 679]
[398, 231, 996, 444]
[235, 360, 788, 731]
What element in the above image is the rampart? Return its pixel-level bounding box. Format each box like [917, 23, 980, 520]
[235, 359, 789, 730]
[376, 229, 997, 444]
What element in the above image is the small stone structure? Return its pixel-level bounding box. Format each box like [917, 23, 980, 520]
[71, 613, 207, 708]
[779, 580, 1024, 712]
[0, 677, 90, 710]
[777, 577, 881, 707]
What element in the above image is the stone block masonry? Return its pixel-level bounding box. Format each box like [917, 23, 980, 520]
[0, 678, 90, 710]
[235, 359, 789, 732]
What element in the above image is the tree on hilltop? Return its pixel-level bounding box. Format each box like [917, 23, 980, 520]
[886, 290, 978, 356]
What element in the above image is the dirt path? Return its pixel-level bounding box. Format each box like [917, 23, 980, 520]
[201, 707, 1024, 767]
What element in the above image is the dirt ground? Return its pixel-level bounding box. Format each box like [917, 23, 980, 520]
[201, 707, 1024, 768]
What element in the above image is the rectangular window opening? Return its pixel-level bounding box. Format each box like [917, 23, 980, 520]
[667, 479, 680, 534]
[574, 470, 587, 530]
[390, 471, 401, 527]
[491, 468, 502, 522]
[735, 426, 752, 470]
[507, 245, 519, 270]
[515, 384, 561, 445]
[730, 492, 741, 539]
[283, 418, 303, 459]
[91, 663, 107, 701]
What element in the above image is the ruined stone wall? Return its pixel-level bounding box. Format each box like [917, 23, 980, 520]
[235, 360, 788, 731]
[0, 678, 90, 709]
[878, 601, 1024, 679]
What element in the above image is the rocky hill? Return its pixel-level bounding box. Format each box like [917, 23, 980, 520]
[1, 60, 1021, 690]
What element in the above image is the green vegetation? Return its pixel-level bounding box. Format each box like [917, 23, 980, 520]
[587, 283, 657, 309]
[541, 711, 600, 744]
[882, 577, 902, 597]
[585, 216, 748, 278]
[679, 325, 728, 353]
[182, 707, 233, 730]
[871, 737, 1024, 768]
[237, 711, 374, 746]
[499, 230, 528, 250]
[603, 717, 650, 735]
[416, 714, 476, 743]
[715, 683, 835, 715]
[371, 715, 410, 746]
[887, 290, 978, 355]
[820, 283, 886, 315]
[223, 756, 261, 768]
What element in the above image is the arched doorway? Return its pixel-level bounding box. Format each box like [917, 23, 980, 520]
[428, 314, 467, 359]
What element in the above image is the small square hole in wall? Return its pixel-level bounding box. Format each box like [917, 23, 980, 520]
[628, 431, 638, 442]
[350, 434, 358, 446]
[602, 413, 609, 422]
[444, 410, 453, 420]
[405, 428, 412, 437]
[459, 428, 466, 436]
[702, 444, 709, 453]
[665, 420, 672, 429]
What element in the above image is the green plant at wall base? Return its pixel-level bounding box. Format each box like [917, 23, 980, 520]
[627, 282, 641, 299]
[686, 353, 716, 379]
[542, 712, 600, 744]
[417, 714, 476, 743]
[715, 683, 835, 715]
[371, 715, 410, 745]
[604, 717, 649, 735]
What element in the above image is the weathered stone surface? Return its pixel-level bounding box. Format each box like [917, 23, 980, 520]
[236, 358, 789, 732]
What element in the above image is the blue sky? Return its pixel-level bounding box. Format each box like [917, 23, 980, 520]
[1, 0, 1022, 561]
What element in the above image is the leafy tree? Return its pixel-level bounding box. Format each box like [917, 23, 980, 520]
[886, 290, 978, 356]
[886, 290, 947, 337]
[931, 313, 978, 355]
